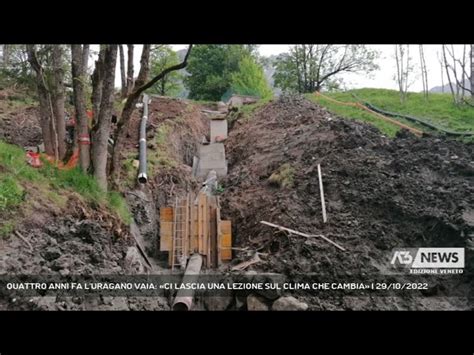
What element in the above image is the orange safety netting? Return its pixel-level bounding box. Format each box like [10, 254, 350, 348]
[314, 91, 423, 136]
[28, 149, 79, 170]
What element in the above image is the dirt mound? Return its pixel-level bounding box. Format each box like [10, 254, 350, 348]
[221, 94, 474, 310]
[0, 102, 42, 147]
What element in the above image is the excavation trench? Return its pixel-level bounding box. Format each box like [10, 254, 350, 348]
[129, 95, 473, 310]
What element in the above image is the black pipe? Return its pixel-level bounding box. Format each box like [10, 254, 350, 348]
[363, 102, 474, 137]
[138, 94, 149, 183]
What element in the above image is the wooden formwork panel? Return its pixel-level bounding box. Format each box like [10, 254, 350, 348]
[159, 207, 173, 251]
[209, 206, 217, 268]
[191, 205, 198, 253]
[219, 220, 232, 261]
[198, 192, 208, 255]
[161, 192, 232, 268]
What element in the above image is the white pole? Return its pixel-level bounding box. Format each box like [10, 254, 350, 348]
[317, 164, 327, 223]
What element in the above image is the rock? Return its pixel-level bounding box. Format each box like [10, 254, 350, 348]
[124, 247, 145, 273]
[272, 296, 308, 311]
[247, 294, 268, 311]
[42, 247, 61, 261]
[204, 294, 233, 311]
[253, 273, 284, 301]
[235, 296, 246, 310]
[132, 160, 140, 168]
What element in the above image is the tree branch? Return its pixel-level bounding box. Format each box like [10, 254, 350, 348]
[130, 44, 193, 99]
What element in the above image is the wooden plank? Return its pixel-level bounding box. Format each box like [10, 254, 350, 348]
[159, 207, 173, 251]
[191, 205, 198, 253]
[216, 204, 222, 266]
[209, 206, 217, 267]
[260, 220, 345, 251]
[219, 220, 232, 261]
[198, 192, 207, 255]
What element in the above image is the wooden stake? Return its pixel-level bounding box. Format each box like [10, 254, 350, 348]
[317, 164, 327, 223]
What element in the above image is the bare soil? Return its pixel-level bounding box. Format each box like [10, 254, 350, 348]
[220, 94, 474, 310]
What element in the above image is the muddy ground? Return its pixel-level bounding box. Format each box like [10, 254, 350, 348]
[220, 94, 474, 310]
[0, 89, 42, 148]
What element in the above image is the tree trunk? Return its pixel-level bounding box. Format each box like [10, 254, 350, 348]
[91, 46, 106, 126]
[442, 45, 457, 104]
[71, 44, 91, 172]
[3, 45, 9, 66]
[471, 44, 474, 99]
[91, 45, 118, 190]
[110, 44, 192, 185]
[110, 45, 151, 183]
[26, 45, 56, 157]
[119, 45, 127, 98]
[126, 44, 134, 95]
[51, 45, 66, 160]
[161, 75, 166, 95]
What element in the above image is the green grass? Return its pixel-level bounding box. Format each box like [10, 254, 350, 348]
[149, 124, 176, 170]
[227, 96, 274, 125]
[0, 220, 15, 238]
[268, 163, 295, 188]
[0, 175, 24, 211]
[306, 88, 474, 137]
[0, 140, 131, 225]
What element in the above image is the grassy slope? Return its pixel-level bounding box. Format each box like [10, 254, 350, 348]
[306, 88, 474, 137]
[0, 141, 131, 236]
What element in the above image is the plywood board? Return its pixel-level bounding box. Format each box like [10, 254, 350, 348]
[159, 207, 173, 251]
[219, 220, 232, 261]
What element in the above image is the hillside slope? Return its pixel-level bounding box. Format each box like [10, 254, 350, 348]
[308, 88, 474, 137]
[221, 94, 474, 310]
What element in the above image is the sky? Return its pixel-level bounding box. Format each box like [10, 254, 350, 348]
[115, 45, 470, 92]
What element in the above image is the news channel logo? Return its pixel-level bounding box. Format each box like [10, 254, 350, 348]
[390, 248, 464, 274]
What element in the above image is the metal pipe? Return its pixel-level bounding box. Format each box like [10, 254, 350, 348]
[138, 94, 149, 184]
[172, 253, 203, 311]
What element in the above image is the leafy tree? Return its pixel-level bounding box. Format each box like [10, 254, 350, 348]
[230, 55, 272, 99]
[274, 45, 379, 93]
[184, 45, 252, 101]
[147, 45, 183, 96]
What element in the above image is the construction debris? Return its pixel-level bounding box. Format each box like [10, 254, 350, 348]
[231, 252, 263, 271]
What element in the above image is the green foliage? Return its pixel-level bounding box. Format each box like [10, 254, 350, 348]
[230, 55, 273, 99]
[147, 45, 184, 97]
[0, 176, 24, 211]
[214, 184, 225, 195]
[274, 45, 379, 94]
[41, 163, 132, 224]
[0, 45, 35, 91]
[185, 45, 253, 101]
[107, 191, 132, 225]
[0, 140, 44, 181]
[0, 140, 131, 224]
[268, 163, 295, 188]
